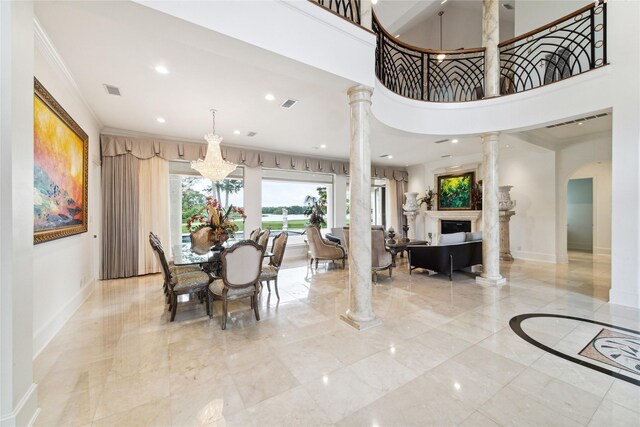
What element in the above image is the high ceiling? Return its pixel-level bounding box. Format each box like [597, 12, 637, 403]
[35, 1, 608, 169]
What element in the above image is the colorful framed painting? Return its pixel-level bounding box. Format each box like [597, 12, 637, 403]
[34, 78, 88, 244]
[437, 171, 474, 210]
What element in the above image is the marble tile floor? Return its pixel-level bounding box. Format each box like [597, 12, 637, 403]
[33, 252, 640, 426]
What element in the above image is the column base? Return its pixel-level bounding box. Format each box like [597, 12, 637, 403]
[340, 313, 382, 331]
[476, 275, 507, 287]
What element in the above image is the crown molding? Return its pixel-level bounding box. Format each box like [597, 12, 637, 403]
[33, 18, 104, 129]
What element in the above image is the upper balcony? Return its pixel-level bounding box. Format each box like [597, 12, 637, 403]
[311, 0, 608, 103]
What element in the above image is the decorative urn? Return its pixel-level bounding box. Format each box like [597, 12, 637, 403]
[498, 185, 516, 211]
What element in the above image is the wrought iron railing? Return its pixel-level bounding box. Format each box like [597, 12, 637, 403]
[373, 14, 485, 102]
[498, 0, 607, 95]
[311, 0, 361, 25]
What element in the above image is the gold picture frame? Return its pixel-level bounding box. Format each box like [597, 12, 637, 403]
[34, 78, 89, 244]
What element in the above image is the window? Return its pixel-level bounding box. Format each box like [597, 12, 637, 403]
[169, 161, 244, 246]
[261, 169, 334, 245]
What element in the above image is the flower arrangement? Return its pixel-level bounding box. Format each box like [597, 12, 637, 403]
[186, 196, 246, 242]
[418, 187, 438, 210]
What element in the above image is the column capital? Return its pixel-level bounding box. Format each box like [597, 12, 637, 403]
[347, 85, 373, 104]
[481, 131, 500, 140]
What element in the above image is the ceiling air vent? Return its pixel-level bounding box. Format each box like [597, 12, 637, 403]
[379, 154, 391, 158]
[103, 84, 121, 96]
[503, 3, 514, 10]
[441, 154, 452, 158]
[545, 112, 609, 128]
[434, 139, 449, 144]
[281, 99, 298, 109]
[246, 131, 257, 137]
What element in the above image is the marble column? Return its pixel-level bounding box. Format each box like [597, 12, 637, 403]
[482, 0, 500, 98]
[500, 211, 515, 261]
[360, 0, 372, 30]
[341, 85, 381, 330]
[477, 132, 506, 286]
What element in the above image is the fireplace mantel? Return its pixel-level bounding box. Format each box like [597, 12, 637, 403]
[424, 210, 482, 238]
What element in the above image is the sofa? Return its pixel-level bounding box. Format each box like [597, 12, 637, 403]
[407, 232, 482, 280]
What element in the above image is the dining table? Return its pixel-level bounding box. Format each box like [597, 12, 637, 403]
[172, 239, 273, 277]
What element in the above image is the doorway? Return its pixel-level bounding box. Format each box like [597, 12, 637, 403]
[567, 178, 593, 252]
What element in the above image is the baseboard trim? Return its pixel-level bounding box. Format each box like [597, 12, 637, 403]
[0, 383, 39, 427]
[511, 250, 558, 264]
[594, 246, 611, 255]
[33, 279, 96, 359]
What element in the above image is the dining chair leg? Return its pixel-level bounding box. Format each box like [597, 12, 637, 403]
[205, 290, 211, 317]
[389, 267, 393, 277]
[207, 292, 213, 319]
[253, 293, 260, 321]
[170, 294, 178, 322]
[315, 259, 319, 269]
[309, 258, 313, 267]
[274, 277, 280, 300]
[221, 298, 228, 330]
[266, 280, 271, 293]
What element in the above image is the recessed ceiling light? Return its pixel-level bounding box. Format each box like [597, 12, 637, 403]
[154, 65, 169, 74]
[371, 0, 378, 4]
[578, 122, 584, 125]
[395, 34, 400, 38]
[320, 144, 327, 149]
[156, 117, 166, 123]
[452, 139, 459, 143]
[233, 130, 240, 135]
[505, 144, 510, 148]
[265, 94, 275, 101]
[441, 0, 448, 4]
[388, 155, 393, 159]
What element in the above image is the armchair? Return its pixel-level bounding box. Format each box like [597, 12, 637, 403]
[343, 227, 393, 282]
[306, 225, 346, 269]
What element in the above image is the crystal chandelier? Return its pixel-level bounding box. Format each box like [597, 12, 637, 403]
[191, 109, 237, 181]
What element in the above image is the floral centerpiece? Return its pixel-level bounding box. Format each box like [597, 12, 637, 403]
[418, 187, 438, 210]
[187, 196, 246, 249]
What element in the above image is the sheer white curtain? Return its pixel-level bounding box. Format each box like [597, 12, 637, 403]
[138, 157, 170, 275]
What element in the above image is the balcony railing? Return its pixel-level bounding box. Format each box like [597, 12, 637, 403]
[499, 0, 607, 95]
[369, 1, 607, 102]
[311, 0, 361, 25]
[373, 14, 485, 102]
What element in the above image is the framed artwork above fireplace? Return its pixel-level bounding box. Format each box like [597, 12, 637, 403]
[438, 171, 474, 210]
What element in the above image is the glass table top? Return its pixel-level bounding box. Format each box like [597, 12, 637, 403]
[172, 239, 272, 266]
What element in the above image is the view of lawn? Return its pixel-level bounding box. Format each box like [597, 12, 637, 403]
[181, 219, 309, 234]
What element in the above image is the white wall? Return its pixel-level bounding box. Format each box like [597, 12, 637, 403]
[408, 136, 558, 263]
[1, 2, 38, 425]
[31, 26, 102, 358]
[515, 0, 583, 36]
[400, 2, 514, 50]
[500, 135, 557, 262]
[556, 133, 612, 262]
[568, 161, 612, 255]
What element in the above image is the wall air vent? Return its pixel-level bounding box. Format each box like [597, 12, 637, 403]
[247, 131, 257, 137]
[434, 139, 449, 144]
[441, 154, 452, 158]
[503, 3, 514, 10]
[545, 112, 609, 128]
[103, 84, 121, 96]
[281, 99, 298, 109]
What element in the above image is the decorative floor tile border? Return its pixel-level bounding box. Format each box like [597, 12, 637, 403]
[510, 313, 640, 387]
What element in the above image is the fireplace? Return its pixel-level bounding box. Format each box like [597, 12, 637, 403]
[441, 220, 471, 234]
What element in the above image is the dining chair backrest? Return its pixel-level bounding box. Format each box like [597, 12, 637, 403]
[249, 228, 261, 242]
[220, 240, 263, 289]
[149, 232, 172, 281]
[257, 229, 271, 256]
[269, 232, 288, 268]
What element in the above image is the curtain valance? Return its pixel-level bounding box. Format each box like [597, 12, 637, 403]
[101, 134, 206, 161]
[101, 134, 408, 182]
[221, 146, 408, 182]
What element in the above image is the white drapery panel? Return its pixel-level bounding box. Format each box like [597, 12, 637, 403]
[138, 157, 170, 275]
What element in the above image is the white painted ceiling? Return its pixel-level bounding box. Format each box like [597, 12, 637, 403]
[35, 1, 608, 169]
